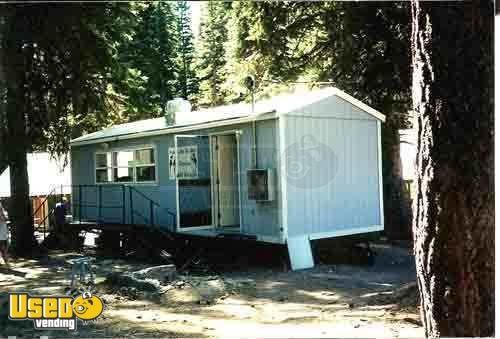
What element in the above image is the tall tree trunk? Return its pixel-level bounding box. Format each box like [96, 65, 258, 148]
[8, 150, 33, 256]
[411, 1, 494, 336]
[3, 9, 35, 256]
[0, 13, 9, 174]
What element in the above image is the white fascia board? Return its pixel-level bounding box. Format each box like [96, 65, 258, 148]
[377, 121, 385, 229]
[332, 89, 386, 122]
[278, 115, 289, 243]
[70, 112, 278, 147]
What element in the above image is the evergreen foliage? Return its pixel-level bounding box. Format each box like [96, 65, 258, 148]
[195, 1, 232, 107]
[176, 1, 199, 101]
[0, 1, 417, 254]
[117, 2, 179, 120]
[0, 2, 134, 254]
[222, 2, 413, 237]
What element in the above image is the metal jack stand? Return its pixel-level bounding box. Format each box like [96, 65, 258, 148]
[66, 257, 95, 296]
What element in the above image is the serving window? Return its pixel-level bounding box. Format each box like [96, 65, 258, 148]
[95, 146, 156, 184]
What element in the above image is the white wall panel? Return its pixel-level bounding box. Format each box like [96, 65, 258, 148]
[283, 94, 382, 238]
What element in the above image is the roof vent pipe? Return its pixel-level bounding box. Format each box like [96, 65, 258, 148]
[165, 98, 191, 126]
[243, 76, 255, 114]
[244, 76, 257, 168]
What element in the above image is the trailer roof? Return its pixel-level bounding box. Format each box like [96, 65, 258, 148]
[71, 87, 385, 146]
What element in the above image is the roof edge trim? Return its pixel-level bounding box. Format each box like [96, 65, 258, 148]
[71, 111, 277, 147]
[333, 89, 386, 122]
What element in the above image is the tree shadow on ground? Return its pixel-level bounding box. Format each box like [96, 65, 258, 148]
[0, 242, 419, 337]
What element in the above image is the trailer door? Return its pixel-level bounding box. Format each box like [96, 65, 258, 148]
[174, 135, 213, 230]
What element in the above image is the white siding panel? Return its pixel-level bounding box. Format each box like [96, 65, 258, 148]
[288, 115, 307, 229]
[284, 114, 381, 237]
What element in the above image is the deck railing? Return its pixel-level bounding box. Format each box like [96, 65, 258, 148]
[1, 184, 175, 243]
[74, 184, 126, 224]
[29, 185, 69, 240]
[72, 184, 176, 230]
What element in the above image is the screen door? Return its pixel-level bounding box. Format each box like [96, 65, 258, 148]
[174, 135, 212, 229]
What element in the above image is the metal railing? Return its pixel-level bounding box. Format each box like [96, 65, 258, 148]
[32, 186, 68, 240]
[73, 184, 126, 225]
[128, 186, 175, 227]
[0, 184, 175, 244]
[72, 184, 176, 230]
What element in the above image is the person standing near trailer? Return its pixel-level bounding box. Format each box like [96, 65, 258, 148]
[0, 201, 10, 268]
[54, 196, 68, 232]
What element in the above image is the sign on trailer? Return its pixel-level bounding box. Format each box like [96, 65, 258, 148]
[169, 145, 198, 179]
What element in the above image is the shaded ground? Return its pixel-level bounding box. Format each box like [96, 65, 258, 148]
[0, 243, 423, 338]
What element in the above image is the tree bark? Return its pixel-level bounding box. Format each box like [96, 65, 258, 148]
[0, 13, 9, 174]
[2, 8, 36, 256]
[411, 1, 494, 337]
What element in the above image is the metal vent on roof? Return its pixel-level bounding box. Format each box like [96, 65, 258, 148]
[166, 98, 191, 126]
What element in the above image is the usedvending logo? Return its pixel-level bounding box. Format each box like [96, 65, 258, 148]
[8, 292, 104, 330]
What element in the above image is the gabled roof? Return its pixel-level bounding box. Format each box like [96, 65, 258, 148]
[71, 87, 385, 146]
[0, 153, 71, 198]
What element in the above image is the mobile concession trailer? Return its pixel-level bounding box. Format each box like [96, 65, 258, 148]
[70, 87, 385, 269]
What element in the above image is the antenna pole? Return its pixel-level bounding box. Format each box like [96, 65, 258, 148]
[251, 87, 255, 114]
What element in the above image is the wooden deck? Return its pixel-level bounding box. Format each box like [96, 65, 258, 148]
[67, 220, 259, 243]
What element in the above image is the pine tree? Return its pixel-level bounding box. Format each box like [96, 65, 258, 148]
[222, 1, 295, 103]
[0, 3, 134, 255]
[196, 1, 232, 107]
[411, 0, 493, 336]
[229, 2, 413, 240]
[176, 1, 198, 101]
[119, 1, 179, 120]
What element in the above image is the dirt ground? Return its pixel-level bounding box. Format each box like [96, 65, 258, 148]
[0, 243, 423, 338]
